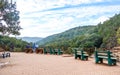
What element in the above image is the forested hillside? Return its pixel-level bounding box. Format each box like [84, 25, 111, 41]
[37, 26, 96, 46]
[37, 13, 120, 53]
[97, 14, 120, 48]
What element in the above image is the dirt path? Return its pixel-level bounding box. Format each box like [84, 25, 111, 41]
[0, 52, 120, 75]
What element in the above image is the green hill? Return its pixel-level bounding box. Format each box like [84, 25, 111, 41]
[37, 26, 96, 46]
[37, 13, 120, 53]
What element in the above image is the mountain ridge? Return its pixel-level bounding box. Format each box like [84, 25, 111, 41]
[17, 37, 43, 43]
[37, 25, 96, 45]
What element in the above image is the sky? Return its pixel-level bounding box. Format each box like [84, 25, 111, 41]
[13, 0, 120, 38]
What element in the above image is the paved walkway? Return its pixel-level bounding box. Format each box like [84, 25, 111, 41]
[0, 52, 120, 75]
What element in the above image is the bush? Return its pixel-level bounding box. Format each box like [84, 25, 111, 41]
[14, 47, 22, 52]
[64, 47, 73, 54]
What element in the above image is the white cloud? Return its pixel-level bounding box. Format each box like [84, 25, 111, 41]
[13, 0, 120, 37]
[94, 16, 109, 24]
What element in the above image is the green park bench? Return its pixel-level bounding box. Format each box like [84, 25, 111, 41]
[57, 48, 63, 55]
[43, 48, 63, 55]
[45, 48, 53, 54]
[74, 48, 89, 60]
[94, 50, 117, 66]
[51, 49, 57, 55]
[52, 49, 56, 55]
[49, 48, 54, 54]
[52, 49, 63, 55]
[43, 48, 56, 54]
[54, 48, 63, 55]
[43, 48, 48, 54]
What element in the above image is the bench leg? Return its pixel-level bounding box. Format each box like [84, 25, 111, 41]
[95, 58, 99, 63]
[112, 60, 117, 65]
[75, 55, 78, 59]
[108, 62, 112, 66]
[108, 59, 113, 66]
[78, 55, 81, 59]
[86, 57, 88, 60]
[108, 59, 117, 66]
[95, 60, 98, 63]
[95, 58, 103, 63]
[55, 52, 57, 55]
[100, 58, 103, 63]
[113, 62, 116, 65]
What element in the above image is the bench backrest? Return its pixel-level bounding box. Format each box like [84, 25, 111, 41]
[74, 48, 88, 56]
[95, 50, 114, 59]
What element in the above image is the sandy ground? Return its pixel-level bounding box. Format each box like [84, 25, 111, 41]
[0, 52, 120, 75]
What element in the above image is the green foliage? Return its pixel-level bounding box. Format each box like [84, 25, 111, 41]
[38, 26, 95, 46]
[14, 48, 22, 52]
[97, 14, 120, 48]
[38, 13, 120, 54]
[0, 0, 21, 36]
[64, 47, 73, 54]
[116, 27, 120, 45]
[0, 35, 28, 51]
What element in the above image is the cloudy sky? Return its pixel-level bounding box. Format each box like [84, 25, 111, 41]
[14, 0, 120, 38]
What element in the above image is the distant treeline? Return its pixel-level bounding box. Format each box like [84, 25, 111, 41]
[0, 35, 28, 52]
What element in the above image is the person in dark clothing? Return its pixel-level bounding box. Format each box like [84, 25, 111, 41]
[10, 43, 14, 52]
[26, 44, 30, 49]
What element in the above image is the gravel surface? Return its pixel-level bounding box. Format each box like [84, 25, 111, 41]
[0, 52, 120, 75]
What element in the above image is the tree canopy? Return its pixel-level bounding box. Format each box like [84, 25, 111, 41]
[0, 0, 21, 36]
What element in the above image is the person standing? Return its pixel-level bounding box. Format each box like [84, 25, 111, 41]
[10, 43, 14, 52]
[32, 43, 36, 53]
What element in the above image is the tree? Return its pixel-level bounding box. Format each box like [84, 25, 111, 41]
[0, 0, 21, 36]
[116, 27, 120, 45]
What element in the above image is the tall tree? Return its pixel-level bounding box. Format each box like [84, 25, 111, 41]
[0, 0, 21, 36]
[116, 27, 120, 45]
